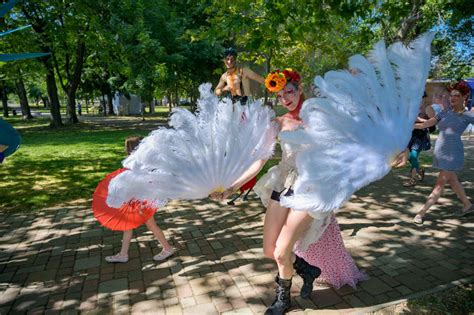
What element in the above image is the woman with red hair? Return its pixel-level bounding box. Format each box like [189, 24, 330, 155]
[214, 68, 365, 314]
[413, 80, 474, 224]
[214, 69, 319, 313]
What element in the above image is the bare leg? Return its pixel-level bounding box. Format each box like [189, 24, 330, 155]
[446, 172, 472, 210]
[119, 230, 133, 256]
[274, 209, 313, 279]
[262, 200, 289, 260]
[105, 231, 133, 262]
[145, 217, 172, 250]
[416, 171, 448, 217]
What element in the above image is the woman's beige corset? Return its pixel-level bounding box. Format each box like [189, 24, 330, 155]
[275, 142, 298, 191]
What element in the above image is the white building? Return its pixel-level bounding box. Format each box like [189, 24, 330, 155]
[112, 94, 142, 115]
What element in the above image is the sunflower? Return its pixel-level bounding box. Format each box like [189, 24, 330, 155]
[265, 71, 287, 93]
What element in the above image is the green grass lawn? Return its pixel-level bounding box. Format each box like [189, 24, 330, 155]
[0, 116, 153, 212]
[376, 283, 474, 314]
[11, 103, 177, 116]
[409, 283, 474, 314]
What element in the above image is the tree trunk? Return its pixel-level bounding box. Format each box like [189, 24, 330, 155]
[101, 95, 107, 116]
[85, 98, 89, 114]
[15, 74, 33, 119]
[22, 9, 62, 126]
[66, 89, 79, 123]
[395, 1, 422, 43]
[41, 96, 50, 108]
[1, 81, 8, 117]
[148, 100, 154, 113]
[106, 90, 114, 115]
[58, 40, 85, 124]
[43, 61, 63, 127]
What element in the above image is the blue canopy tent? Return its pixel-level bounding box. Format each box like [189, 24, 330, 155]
[0, 118, 20, 161]
[0, 0, 48, 161]
[0, 0, 50, 62]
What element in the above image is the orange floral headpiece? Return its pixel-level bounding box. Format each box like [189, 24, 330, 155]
[447, 80, 470, 96]
[265, 68, 301, 93]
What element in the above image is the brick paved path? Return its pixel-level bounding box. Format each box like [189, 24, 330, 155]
[1, 137, 473, 314]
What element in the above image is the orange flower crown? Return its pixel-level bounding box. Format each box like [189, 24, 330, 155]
[447, 80, 470, 96]
[265, 68, 301, 93]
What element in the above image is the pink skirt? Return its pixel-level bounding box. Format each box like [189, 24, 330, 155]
[295, 215, 368, 289]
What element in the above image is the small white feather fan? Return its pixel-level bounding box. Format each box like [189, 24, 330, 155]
[279, 32, 434, 214]
[107, 83, 277, 207]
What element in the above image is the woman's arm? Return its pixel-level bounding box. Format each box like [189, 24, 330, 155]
[414, 117, 438, 129]
[391, 149, 408, 168]
[233, 159, 266, 188]
[209, 159, 267, 200]
[224, 159, 267, 198]
[463, 111, 474, 124]
[425, 105, 436, 119]
[416, 116, 427, 123]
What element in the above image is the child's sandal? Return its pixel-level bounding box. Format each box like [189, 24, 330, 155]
[153, 248, 175, 261]
[418, 167, 425, 181]
[105, 253, 129, 263]
[403, 177, 418, 187]
[413, 214, 424, 225]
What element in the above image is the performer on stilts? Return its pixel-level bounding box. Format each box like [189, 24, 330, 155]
[215, 47, 266, 204]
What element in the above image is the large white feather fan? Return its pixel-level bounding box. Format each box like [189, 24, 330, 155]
[279, 32, 434, 214]
[107, 84, 277, 208]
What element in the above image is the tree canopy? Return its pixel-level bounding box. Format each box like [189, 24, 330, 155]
[1, 0, 472, 123]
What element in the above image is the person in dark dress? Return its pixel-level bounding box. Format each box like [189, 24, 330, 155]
[403, 92, 434, 187]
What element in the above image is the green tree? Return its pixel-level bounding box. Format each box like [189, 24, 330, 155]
[200, 0, 473, 83]
[16, 1, 63, 126]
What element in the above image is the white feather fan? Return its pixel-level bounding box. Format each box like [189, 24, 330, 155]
[279, 32, 434, 214]
[107, 84, 277, 208]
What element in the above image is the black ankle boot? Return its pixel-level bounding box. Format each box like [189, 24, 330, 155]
[293, 255, 321, 299]
[264, 275, 292, 315]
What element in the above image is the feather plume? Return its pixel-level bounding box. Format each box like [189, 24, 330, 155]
[107, 84, 277, 207]
[279, 32, 434, 213]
